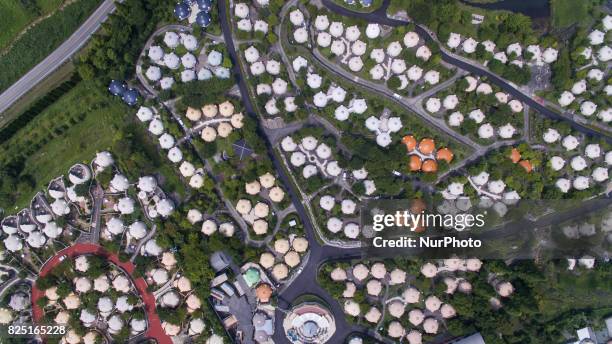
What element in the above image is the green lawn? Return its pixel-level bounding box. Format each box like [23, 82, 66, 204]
[551, 0, 592, 29]
[0, 0, 64, 49]
[0, 81, 127, 210]
[0, 80, 190, 212]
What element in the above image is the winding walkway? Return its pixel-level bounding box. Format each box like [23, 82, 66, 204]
[31, 243, 172, 344]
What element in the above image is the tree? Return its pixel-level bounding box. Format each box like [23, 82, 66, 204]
[552, 49, 572, 90]
[177, 79, 234, 108]
[266, 32, 278, 45]
[388, 76, 402, 90]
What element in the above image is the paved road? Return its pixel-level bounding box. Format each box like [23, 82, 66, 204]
[0, 0, 117, 116]
[31, 243, 172, 344]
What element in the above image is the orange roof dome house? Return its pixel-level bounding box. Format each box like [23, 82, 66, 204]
[409, 155, 423, 171]
[436, 148, 454, 163]
[402, 135, 417, 151]
[255, 283, 273, 303]
[518, 160, 533, 173]
[509, 148, 521, 163]
[421, 159, 438, 173]
[418, 138, 435, 155]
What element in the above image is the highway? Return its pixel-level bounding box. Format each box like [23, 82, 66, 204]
[0, 0, 117, 116]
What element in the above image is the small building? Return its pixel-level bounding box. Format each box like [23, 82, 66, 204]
[210, 251, 231, 272]
[223, 315, 238, 329]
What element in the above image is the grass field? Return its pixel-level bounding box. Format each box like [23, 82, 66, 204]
[551, 0, 593, 28]
[0, 80, 190, 212]
[0, 0, 100, 93]
[0, 81, 127, 210]
[0, 0, 64, 49]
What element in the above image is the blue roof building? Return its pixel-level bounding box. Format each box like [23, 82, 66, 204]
[345, 0, 356, 4]
[197, 0, 212, 12]
[196, 11, 211, 27]
[174, 2, 191, 20]
[360, 0, 372, 7]
[122, 88, 139, 106]
[108, 80, 126, 96]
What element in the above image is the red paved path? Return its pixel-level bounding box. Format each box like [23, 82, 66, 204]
[31, 243, 172, 344]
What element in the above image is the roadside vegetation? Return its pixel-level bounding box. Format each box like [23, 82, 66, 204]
[0, 0, 101, 92]
[0, 62, 75, 129]
[0, 0, 64, 49]
[0, 80, 187, 212]
[76, 0, 174, 84]
[0, 73, 80, 144]
[0, 81, 126, 210]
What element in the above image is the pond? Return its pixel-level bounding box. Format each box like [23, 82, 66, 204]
[461, 0, 550, 19]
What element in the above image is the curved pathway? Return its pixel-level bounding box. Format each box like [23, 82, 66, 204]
[31, 243, 172, 344]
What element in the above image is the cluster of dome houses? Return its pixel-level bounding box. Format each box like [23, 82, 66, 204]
[302, 15, 444, 90]
[327, 259, 514, 343]
[40, 255, 147, 342]
[108, 80, 140, 106]
[402, 136, 454, 173]
[237, 172, 286, 235]
[428, 75, 524, 140]
[184, 101, 245, 143]
[149, 254, 209, 338]
[1, 154, 98, 252]
[556, 16, 612, 123]
[31, 251, 210, 342]
[540, 129, 611, 193]
[445, 31, 559, 67]
[280, 134, 377, 195]
[234, 3, 270, 35]
[243, 45, 296, 117]
[442, 169, 523, 218]
[137, 103, 229, 190]
[298, 62, 367, 121]
[0, 150, 176, 264]
[144, 31, 230, 91]
[259, 235, 309, 282]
